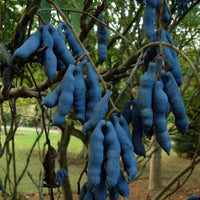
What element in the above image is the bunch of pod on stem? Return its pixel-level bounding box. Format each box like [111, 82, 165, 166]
[111, 114, 137, 182]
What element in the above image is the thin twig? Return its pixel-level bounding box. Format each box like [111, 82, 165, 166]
[77, 160, 88, 194]
[26, 64, 54, 200]
[36, 8, 134, 48]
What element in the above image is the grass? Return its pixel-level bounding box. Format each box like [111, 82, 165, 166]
[0, 128, 85, 195]
[0, 128, 200, 196]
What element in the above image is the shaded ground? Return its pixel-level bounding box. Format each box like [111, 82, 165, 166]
[25, 178, 200, 199]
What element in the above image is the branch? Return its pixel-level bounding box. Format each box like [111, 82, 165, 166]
[10, 0, 41, 51]
[152, 156, 200, 200]
[78, 0, 107, 42]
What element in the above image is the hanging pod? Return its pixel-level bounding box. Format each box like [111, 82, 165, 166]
[143, 2, 157, 41]
[163, 72, 188, 135]
[48, 25, 76, 67]
[85, 62, 102, 121]
[111, 115, 137, 182]
[73, 61, 87, 123]
[137, 62, 156, 133]
[119, 114, 132, 141]
[103, 120, 121, 189]
[97, 13, 108, 64]
[13, 29, 42, 61]
[52, 64, 76, 126]
[79, 182, 88, 200]
[153, 80, 172, 155]
[116, 171, 130, 198]
[83, 184, 94, 200]
[109, 187, 120, 200]
[158, 29, 182, 86]
[82, 90, 112, 135]
[41, 25, 57, 82]
[87, 120, 105, 187]
[131, 98, 146, 157]
[122, 99, 133, 125]
[93, 169, 107, 200]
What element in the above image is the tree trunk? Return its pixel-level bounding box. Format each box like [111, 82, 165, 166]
[149, 136, 162, 190]
[58, 122, 73, 200]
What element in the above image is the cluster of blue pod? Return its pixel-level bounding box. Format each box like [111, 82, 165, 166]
[80, 111, 138, 199]
[142, 0, 183, 86]
[12, 11, 108, 126]
[135, 57, 188, 155]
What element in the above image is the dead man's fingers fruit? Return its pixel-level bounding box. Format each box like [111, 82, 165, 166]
[48, 25, 75, 67]
[137, 62, 156, 133]
[163, 72, 188, 135]
[85, 62, 102, 121]
[73, 62, 87, 123]
[103, 121, 121, 188]
[41, 82, 62, 108]
[87, 120, 105, 187]
[82, 90, 112, 134]
[42, 25, 57, 82]
[97, 13, 108, 64]
[131, 99, 146, 157]
[111, 115, 137, 182]
[153, 80, 171, 155]
[52, 64, 76, 126]
[13, 29, 42, 61]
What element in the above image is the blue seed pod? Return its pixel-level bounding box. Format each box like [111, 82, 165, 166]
[153, 80, 171, 155]
[137, 62, 156, 133]
[109, 187, 120, 200]
[146, 0, 159, 7]
[57, 58, 66, 71]
[57, 22, 66, 41]
[119, 114, 132, 141]
[84, 185, 94, 200]
[41, 83, 62, 108]
[52, 64, 76, 126]
[79, 182, 88, 200]
[116, 171, 130, 198]
[82, 90, 112, 135]
[97, 13, 108, 64]
[87, 120, 105, 187]
[111, 115, 137, 182]
[159, 29, 182, 86]
[187, 195, 200, 200]
[103, 120, 121, 189]
[73, 62, 87, 123]
[93, 174, 107, 200]
[143, 3, 157, 41]
[48, 25, 76, 67]
[143, 46, 158, 72]
[131, 99, 146, 157]
[122, 99, 133, 125]
[13, 29, 42, 60]
[163, 72, 188, 135]
[85, 62, 102, 121]
[56, 168, 68, 186]
[42, 25, 57, 82]
[63, 22, 87, 60]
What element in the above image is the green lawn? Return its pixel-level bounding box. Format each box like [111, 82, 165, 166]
[0, 129, 85, 195]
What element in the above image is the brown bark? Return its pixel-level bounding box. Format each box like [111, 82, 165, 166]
[58, 122, 73, 200]
[149, 136, 162, 190]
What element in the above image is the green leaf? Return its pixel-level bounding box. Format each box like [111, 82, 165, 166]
[40, 0, 51, 24]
